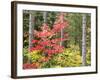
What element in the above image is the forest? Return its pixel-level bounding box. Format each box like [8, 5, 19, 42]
[23, 10, 91, 69]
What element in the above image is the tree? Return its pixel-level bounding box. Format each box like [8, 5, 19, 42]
[82, 14, 86, 66]
[30, 13, 69, 57]
[43, 11, 47, 23]
[29, 11, 35, 49]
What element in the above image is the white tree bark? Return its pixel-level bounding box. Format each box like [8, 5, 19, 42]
[43, 12, 47, 23]
[60, 13, 64, 46]
[28, 12, 35, 63]
[82, 14, 86, 66]
[29, 12, 34, 49]
[60, 28, 63, 46]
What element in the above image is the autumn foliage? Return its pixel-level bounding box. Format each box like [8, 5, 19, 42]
[30, 13, 69, 56]
[23, 13, 69, 69]
[23, 12, 91, 69]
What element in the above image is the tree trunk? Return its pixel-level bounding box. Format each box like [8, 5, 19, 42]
[60, 28, 63, 46]
[60, 13, 64, 46]
[28, 12, 35, 63]
[43, 12, 47, 23]
[82, 14, 86, 66]
[29, 12, 34, 49]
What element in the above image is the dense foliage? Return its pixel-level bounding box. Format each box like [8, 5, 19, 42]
[23, 11, 91, 69]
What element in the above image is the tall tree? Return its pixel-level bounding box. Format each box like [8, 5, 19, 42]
[59, 13, 64, 46]
[28, 11, 35, 63]
[43, 11, 47, 23]
[82, 14, 86, 66]
[29, 11, 35, 49]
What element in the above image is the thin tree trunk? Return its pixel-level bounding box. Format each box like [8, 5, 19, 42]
[43, 12, 47, 23]
[82, 14, 86, 66]
[60, 13, 64, 46]
[60, 28, 63, 46]
[29, 12, 34, 49]
[28, 12, 34, 63]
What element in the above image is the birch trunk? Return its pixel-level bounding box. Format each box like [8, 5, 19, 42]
[29, 12, 34, 49]
[28, 12, 34, 63]
[43, 12, 47, 23]
[60, 13, 64, 46]
[82, 14, 86, 66]
[60, 28, 63, 46]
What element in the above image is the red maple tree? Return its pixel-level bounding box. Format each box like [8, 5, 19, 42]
[30, 13, 69, 56]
